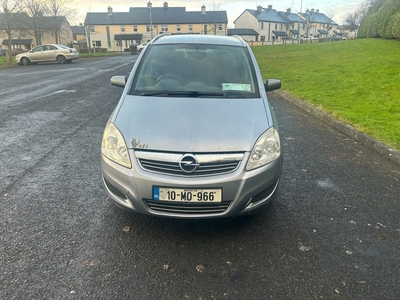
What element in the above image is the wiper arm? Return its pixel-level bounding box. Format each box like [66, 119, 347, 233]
[140, 91, 169, 96]
[141, 91, 224, 97]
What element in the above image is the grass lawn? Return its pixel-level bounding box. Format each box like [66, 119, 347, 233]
[0, 56, 16, 66]
[252, 38, 400, 150]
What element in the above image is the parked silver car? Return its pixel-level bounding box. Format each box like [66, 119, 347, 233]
[101, 34, 282, 218]
[16, 44, 79, 65]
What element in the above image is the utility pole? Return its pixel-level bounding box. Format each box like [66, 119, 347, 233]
[298, 0, 303, 43]
[148, 1, 153, 39]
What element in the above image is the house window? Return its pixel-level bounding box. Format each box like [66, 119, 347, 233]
[133, 26, 138, 32]
[146, 25, 152, 32]
[204, 24, 207, 34]
[90, 25, 95, 33]
[93, 41, 101, 47]
[161, 25, 168, 32]
[261, 36, 265, 41]
[188, 24, 193, 32]
[176, 25, 181, 32]
[120, 26, 125, 33]
[261, 22, 264, 30]
[275, 23, 277, 30]
[218, 23, 223, 31]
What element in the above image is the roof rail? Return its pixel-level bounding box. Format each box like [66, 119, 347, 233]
[231, 35, 247, 46]
[151, 33, 172, 43]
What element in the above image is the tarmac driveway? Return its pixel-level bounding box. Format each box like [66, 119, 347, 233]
[0, 56, 399, 299]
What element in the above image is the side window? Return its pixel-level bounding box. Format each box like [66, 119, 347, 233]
[32, 46, 43, 52]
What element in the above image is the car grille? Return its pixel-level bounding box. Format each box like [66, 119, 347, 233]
[135, 151, 244, 177]
[145, 200, 231, 214]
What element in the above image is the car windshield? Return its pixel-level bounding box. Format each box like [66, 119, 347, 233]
[130, 43, 259, 98]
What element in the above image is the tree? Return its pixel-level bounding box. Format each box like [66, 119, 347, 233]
[358, 0, 400, 38]
[342, 0, 371, 32]
[325, 9, 337, 31]
[357, 0, 373, 25]
[204, 1, 224, 35]
[24, 0, 48, 45]
[0, 0, 25, 64]
[83, 6, 93, 54]
[46, 0, 76, 44]
[343, 12, 359, 31]
[391, 9, 400, 37]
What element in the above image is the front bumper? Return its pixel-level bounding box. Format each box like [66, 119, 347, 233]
[101, 150, 282, 218]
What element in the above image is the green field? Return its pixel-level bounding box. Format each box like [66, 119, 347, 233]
[252, 38, 400, 150]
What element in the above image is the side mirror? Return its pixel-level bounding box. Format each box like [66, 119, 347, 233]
[264, 79, 281, 92]
[110, 76, 127, 88]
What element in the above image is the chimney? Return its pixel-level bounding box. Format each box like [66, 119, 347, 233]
[201, 5, 206, 14]
[316, 9, 319, 13]
[267, 5, 272, 10]
[306, 9, 310, 14]
[147, 1, 152, 8]
[287, 8, 291, 14]
[311, 8, 315, 13]
[163, 1, 168, 9]
[257, 5, 262, 13]
[107, 6, 113, 16]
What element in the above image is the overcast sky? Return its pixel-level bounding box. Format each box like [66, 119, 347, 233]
[75, 0, 363, 26]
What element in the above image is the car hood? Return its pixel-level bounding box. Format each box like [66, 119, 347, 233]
[114, 95, 271, 152]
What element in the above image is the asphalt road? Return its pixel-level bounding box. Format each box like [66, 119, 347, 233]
[1, 56, 399, 300]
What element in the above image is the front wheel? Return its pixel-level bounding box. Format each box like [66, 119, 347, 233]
[57, 55, 66, 64]
[21, 57, 30, 66]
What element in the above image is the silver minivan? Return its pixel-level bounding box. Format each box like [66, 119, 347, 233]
[101, 34, 282, 218]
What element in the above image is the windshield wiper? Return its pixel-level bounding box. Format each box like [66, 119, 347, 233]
[140, 91, 224, 97]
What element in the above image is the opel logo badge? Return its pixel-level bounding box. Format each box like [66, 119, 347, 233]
[179, 154, 199, 173]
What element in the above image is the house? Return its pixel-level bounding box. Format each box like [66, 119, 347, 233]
[234, 5, 289, 42]
[227, 28, 259, 41]
[280, 8, 306, 39]
[84, 2, 228, 52]
[299, 9, 338, 38]
[233, 5, 338, 43]
[71, 25, 87, 49]
[0, 12, 73, 51]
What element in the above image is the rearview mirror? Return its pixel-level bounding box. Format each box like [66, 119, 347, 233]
[264, 79, 281, 92]
[110, 76, 127, 88]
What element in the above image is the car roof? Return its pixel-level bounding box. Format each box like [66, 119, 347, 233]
[151, 34, 247, 47]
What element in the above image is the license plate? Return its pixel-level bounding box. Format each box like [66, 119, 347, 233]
[153, 187, 222, 202]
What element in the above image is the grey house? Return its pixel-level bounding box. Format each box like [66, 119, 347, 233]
[299, 9, 338, 37]
[233, 5, 338, 42]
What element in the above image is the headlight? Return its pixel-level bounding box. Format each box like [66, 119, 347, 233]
[246, 127, 281, 171]
[101, 121, 132, 168]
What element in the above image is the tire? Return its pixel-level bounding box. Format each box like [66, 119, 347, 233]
[66, 59, 72, 63]
[21, 57, 30, 66]
[57, 55, 66, 64]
